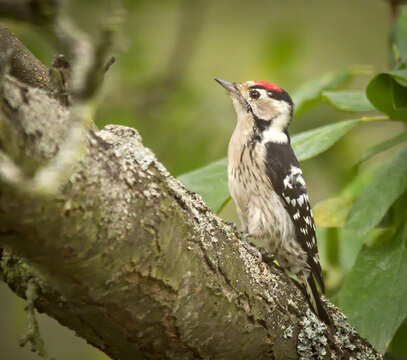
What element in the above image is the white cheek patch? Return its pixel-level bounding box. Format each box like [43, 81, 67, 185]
[258, 100, 291, 144]
[273, 99, 291, 114]
[250, 100, 273, 121]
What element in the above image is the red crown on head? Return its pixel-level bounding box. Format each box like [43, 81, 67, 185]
[254, 81, 282, 92]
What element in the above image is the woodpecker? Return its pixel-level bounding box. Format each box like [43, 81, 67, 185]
[215, 78, 331, 326]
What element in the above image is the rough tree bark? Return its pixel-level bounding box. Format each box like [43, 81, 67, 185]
[0, 23, 382, 360]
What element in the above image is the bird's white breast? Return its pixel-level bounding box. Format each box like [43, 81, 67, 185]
[228, 125, 295, 247]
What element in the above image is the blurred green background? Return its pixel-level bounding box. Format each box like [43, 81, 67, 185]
[1, 0, 400, 359]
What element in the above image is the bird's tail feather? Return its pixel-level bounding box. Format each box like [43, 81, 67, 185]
[299, 273, 332, 327]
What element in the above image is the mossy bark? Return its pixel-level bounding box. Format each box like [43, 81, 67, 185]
[0, 26, 382, 360]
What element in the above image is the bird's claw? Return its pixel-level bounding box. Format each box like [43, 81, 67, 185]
[240, 232, 262, 263]
[225, 221, 239, 233]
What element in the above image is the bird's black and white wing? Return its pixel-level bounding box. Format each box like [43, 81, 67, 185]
[264, 141, 324, 293]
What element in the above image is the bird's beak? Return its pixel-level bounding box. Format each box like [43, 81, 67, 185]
[214, 78, 239, 95]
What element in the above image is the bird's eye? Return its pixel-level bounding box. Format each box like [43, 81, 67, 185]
[249, 89, 260, 100]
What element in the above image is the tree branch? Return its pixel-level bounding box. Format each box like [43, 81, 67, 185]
[0, 24, 51, 89]
[0, 23, 382, 360]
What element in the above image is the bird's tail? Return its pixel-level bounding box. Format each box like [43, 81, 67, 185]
[299, 272, 332, 327]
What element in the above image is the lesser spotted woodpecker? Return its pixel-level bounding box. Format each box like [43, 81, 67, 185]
[215, 78, 331, 326]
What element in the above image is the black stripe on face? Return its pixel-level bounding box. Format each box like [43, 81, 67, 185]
[253, 113, 269, 132]
[246, 103, 269, 133]
[249, 86, 293, 106]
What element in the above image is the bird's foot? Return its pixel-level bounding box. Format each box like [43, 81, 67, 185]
[259, 248, 276, 265]
[240, 232, 262, 263]
[225, 221, 239, 233]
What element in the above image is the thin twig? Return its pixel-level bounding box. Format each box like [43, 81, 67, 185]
[104, 56, 116, 73]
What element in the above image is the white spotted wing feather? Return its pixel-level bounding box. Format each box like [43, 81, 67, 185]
[265, 142, 324, 293]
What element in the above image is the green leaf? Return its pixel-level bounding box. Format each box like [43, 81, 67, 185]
[178, 158, 230, 213]
[346, 144, 407, 234]
[292, 119, 361, 161]
[293, 68, 354, 116]
[322, 91, 375, 112]
[313, 165, 382, 228]
[337, 228, 390, 272]
[387, 318, 407, 358]
[178, 158, 229, 213]
[358, 130, 407, 164]
[366, 69, 407, 120]
[341, 164, 383, 197]
[313, 197, 353, 227]
[392, 5, 407, 66]
[385, 353, 407, 360]
[337, 217, 407, 353]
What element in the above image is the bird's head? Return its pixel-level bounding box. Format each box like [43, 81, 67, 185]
[215, 78, 294, 137]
